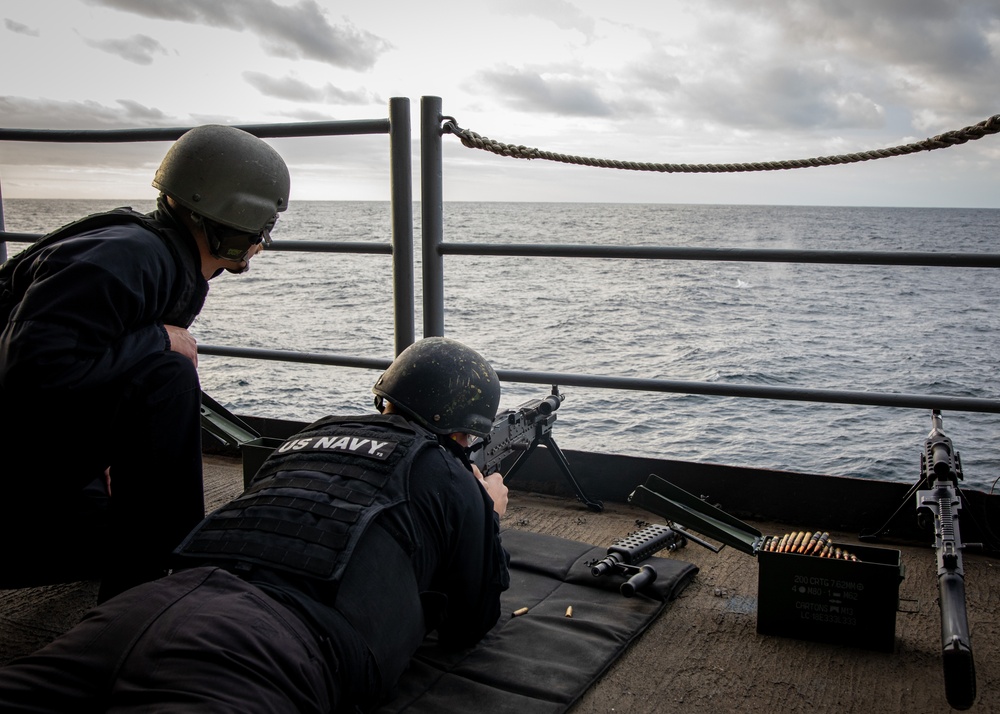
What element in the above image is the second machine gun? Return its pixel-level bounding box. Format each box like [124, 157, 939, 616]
[861, 410, 978, 711]
[917, 411, 976, 711]
[468, 386, 603, 512]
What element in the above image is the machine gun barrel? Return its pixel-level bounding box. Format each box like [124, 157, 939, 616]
[468, 387, 602, 511]
[470, 389, 564, 476]
[928, 411, 953, 478]
[916, 410, 976, 710]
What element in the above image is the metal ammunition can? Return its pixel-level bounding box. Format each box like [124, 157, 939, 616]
[755, 542, 904, 652]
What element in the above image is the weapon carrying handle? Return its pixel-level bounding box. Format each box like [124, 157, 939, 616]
[620, 565, 656, 597]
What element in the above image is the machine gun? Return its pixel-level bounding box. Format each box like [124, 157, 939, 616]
[916, 411, 976, 710]
[590, 523, 692, 596]
[468, 386, 603, 512]
[863, 410, 978, 709]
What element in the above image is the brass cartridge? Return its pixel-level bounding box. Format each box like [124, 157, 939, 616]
[790, 532, 805, 552]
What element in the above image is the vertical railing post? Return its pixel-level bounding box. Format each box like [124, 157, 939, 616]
[421, 96, 445, 337]
[0, 178, 7, 263]
[388, 97, 414, 355]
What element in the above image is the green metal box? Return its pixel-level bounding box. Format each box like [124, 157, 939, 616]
[629, 474, 904, 652]
[756, 540, 903, 651]
[240, 436, 284, 487]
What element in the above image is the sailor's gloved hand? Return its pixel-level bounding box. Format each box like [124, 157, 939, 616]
[473, 465, 508, 517]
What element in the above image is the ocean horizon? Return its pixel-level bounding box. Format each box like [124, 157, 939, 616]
[4, 199, 999, 489]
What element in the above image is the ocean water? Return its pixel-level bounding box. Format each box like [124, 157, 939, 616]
[4, 199, 1000, 489]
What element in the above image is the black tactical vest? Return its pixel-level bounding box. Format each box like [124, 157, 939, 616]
[0, 202, 205, 328]
[175, 415, 440, 692]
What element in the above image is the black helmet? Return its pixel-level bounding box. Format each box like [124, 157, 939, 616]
[152, 125, 290, 234]
[372, 337, 501, 438]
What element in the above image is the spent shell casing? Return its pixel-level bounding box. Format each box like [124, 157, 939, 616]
[565, 606, 573, 618]
[512, 607, 529, 617]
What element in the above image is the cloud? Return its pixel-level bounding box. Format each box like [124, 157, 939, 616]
[243, 71, 382, 105]
[721, 0, 996, 71]
[480, 47, 885, 132]
[114, 99, 171, 123]
[0, 97, 180, 181]
[474, 66, 615, 117]
[84, 0, 392, 69]
[678, 58, 885, 131]
[496, 0, 598, 41]
[0, 95, 175, 130]
[592, 0, 999, 140]
[83, 33, 167, 65]
[705, 0, 1000, 125]
[4, 18, 40, 37]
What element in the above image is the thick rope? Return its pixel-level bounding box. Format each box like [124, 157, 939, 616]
[442, 114, 1000, 173]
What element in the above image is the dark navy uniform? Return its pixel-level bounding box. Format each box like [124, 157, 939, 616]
[0, 415, 510, 713]
[0, 199, 208, 594]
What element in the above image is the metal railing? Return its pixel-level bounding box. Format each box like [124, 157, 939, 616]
[417, 96, 1000, 415]
[0, 98, 415, 358]
[2, 95, 1000, 416]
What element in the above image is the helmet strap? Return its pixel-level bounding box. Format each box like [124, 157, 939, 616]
[189, 211, 218, 252]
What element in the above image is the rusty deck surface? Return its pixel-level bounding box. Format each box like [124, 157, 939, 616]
[1, 454, 997, 713]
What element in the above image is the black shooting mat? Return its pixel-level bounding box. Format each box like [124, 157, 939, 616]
[376, 528, 698, 714]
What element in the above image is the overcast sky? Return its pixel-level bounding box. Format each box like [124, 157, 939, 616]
[1, 0, 998, 206]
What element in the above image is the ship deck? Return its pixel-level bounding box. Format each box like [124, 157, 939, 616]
[2, 454, 998, 713]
